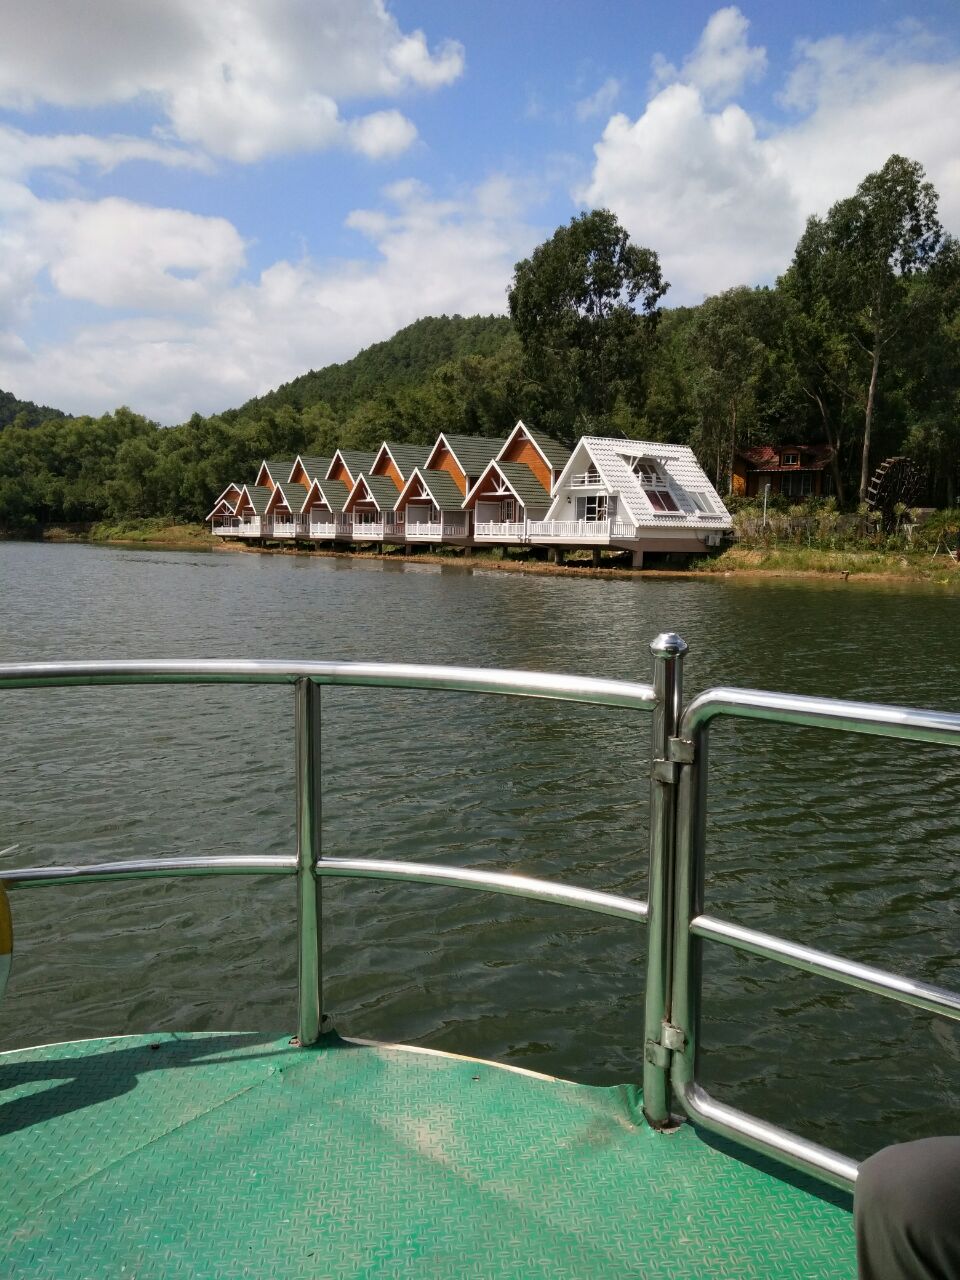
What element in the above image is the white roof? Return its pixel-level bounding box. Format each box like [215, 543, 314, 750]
[546, 437, 732, 530]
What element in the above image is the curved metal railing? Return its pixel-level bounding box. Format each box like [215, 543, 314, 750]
[4, 650, 960, 1193]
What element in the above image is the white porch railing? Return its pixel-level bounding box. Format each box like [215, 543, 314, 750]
[569, 472, 603, 487]
[526, 519, 637, 541]
[211, 520, 240, 537]
[309, 519, 339, 538]
[406, 518, 469, 540]
[352, 521, 384, 539]
[272, 519, 305, 538]
[237, 519, 262, 537]
[474, 521, 526, 540]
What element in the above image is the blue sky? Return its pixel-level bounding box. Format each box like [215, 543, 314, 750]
[0, 1, 958, 422]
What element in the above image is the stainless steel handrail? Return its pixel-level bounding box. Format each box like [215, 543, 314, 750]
[671, 686, 960, 1190]
[0, 659, 658, 711]
[0, 658, 659, 1055]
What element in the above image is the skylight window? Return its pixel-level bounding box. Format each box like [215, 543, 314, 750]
[629, 458, 679, 512]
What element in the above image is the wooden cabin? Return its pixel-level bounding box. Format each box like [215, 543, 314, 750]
[206, 495, 239, 537]
[733, 445, 834, 498]
[263, 482, 307, 538]
[536, 438, 731, 564]
[342, 474, 406, 541]
[463, 422, 569, 543]
[394, 468, 470, 543]
[301, 478, 348, 540]
[326, 450, 378, 491]
[232, 484, 274, 538]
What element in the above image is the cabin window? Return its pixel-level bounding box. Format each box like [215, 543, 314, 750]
[356, 510, 380, 525]
[782, 451, 800, 466]
[689, 492, 715, 514]
[576, 495, 608, 521]
[781, 471, 814, 497]
[585, 465, 600, 483]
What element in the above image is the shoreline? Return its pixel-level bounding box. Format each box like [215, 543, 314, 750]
[16, 521, 959, 589]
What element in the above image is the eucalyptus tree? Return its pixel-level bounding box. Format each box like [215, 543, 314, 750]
[787, 155, 945, 501]
[508, 209, 667, 442]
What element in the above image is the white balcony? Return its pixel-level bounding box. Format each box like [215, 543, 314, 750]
[272, 519, 305, 538]
[406, 517, 469, 540]
[237, 518, 262, 537]
[309, 519, 339, 538]
[526, 519, 637, 543]
[569, 472, 603, 487]
[352, 520, 384, 540]
[211, 520, 240, 537]
[474, 520, 526, 541]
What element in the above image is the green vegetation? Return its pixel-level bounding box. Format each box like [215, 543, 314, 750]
[1, 154, 957, 534]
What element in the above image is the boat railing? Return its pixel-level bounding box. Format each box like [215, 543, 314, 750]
[2, 643, 959, 1195]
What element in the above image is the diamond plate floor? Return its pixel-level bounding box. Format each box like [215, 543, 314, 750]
[0, 1031, 855, 1279]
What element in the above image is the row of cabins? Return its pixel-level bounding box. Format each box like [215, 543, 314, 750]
[208, 422, 733, 566]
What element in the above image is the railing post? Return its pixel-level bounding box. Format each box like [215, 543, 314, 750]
[642, 631, 687, 1127]
[295, 676, 324, 1046]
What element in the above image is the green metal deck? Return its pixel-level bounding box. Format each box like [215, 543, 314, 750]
[0, 1031, 855, 1278]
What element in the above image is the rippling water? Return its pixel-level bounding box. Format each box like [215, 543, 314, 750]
[1, 541, 958, 1159]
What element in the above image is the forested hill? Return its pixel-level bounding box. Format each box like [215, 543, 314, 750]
[238, 314, 515, 417]
[0, 389, 69, 430]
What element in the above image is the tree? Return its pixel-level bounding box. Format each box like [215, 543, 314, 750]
[508, 209, 667, 442]
[787, 156, 945, 501]
[686, 288, 769, 493]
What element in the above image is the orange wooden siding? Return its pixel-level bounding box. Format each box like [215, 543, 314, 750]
[426, 445, 467, 495]
[499, 437, 551, 490]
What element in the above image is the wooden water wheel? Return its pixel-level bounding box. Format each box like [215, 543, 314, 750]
[865, 457, 923, 526]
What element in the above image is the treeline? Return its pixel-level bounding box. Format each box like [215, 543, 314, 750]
[1, 154, 957, 530]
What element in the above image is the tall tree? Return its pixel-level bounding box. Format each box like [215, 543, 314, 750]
[787, 155, 945, 501]
[508, 209, 667, 442]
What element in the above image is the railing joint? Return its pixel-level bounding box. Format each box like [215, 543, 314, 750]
[651, 758, 679, 785]
[668, 737, 695, 764]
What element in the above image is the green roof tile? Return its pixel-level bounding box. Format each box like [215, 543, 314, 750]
[245, 485, 274, 515]
[416, 469, 467, 512]
[380, 443, 432, 478]
[336, 450, 378, 479]
[353, 473, 403, 511]
[260, 459, 296, 482]
[497, 462, 551, 510]
[294, 456, 331, 482]
[319, 479, 350, 513]
[440, 434, 505, 476]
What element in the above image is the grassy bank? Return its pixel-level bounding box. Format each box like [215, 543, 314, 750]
[44, 519, 218, 547]
[705, 544, 960, 584]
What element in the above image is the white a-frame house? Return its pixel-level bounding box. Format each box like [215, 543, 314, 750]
[530, 437, 731, 565]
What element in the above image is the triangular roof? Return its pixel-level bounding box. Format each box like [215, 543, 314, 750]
[326, 449, 378, 485]
[372, 442, 433, 482]
[496, 420, 570, 472]
[343, 472, 403, 514]
[254, 458, 296, 487]
[395, 467, 466, 513]
[545, 437, 730, 528]
[264, 482, 301, 515]
[237, 484, 273, 515]
[212, 482, 241, 506]
[319, 478, 350, 513]
[462, 459, 551, 511]
[290, 455, 332, 484]
[426, 433, 505, 477]
[205, 495, 237, 520]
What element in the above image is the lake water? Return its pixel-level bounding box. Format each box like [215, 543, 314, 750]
[1, 540, 958, 1160]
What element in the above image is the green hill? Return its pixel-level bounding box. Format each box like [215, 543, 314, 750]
[0, 389, 70, 430]
[238, 314, 515, 417]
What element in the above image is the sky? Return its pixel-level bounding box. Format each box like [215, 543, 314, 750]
[1, 1, 958, 424]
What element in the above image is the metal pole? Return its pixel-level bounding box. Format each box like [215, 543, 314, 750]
[762, 482, 770, 529]
[642, 631, 687, 1127]
[295, 677, 324, 1046]
[670, 720, 708, 1107]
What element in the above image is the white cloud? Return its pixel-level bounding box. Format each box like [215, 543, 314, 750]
[575, 77, 622, 122]
[0, 124, 208, 179]
[651, 6, 766, 106]
[0, 0, 464, 162]
[0, 178, 536, 422]
[582, 12, 960, 302]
